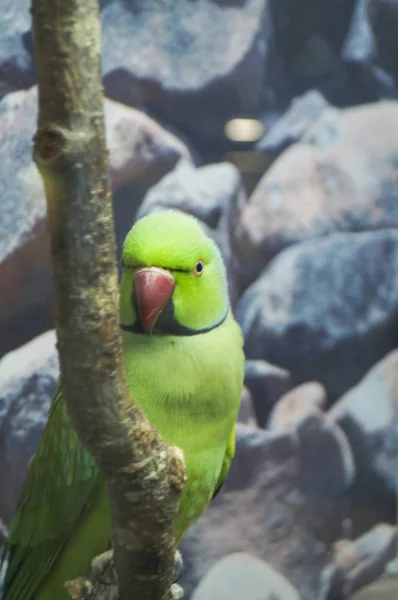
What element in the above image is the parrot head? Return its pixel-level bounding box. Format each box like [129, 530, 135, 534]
[119, 210, 229, 336]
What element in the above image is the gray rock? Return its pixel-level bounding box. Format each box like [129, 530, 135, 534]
[244, 360, 292, 427]
[237, 387, 257, 426]
[234, 102, 398, 288]
[288, 34, 350, 105]
[106, 101, 195, 195]
[0, 0, 34, 100]
[180, 417, 355, 600]
[191, 552, 300, 600]
[0, 86, 194, 356]
[0, 86, 51, 358]
[137, 161, 241, 231]
[348, 524, 398, 594]
[268, 382, 327, 432]
[342, 0, 398, 99]
[329, 350, 398, 532]
[0, 518, 7, 545]
[0, 330, 58, 524]
[100, 0, 278, 151]
[257, 90, 330, 155]
[350, 571, 398, 600]
[237, 230, 398, 402]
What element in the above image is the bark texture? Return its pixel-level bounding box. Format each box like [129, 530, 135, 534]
[30, 1, 185, 599]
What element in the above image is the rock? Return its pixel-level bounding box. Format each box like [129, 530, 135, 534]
[100, 0, 277, 152]
[180, 417, 355, 600]
[288, 35, 351, 105]
[350, 572, 398, 600]
[342, 0, 398, 99]
[244, 360, 292, 427]
[348, 524, 398, 594]
[234, 102, 398, 288]
[0, 518, 7, 545]
[106, 100, 195, 195]
[0, 0, 35, 100]
[0, 86, 51, 358]
[329, 350, 398, 532]
[0, 556, 6, 598]
[237, 387, 256, 426]
[136, 161, 241, 231]
[105, 100, 196, 259]
[237, 230, 398, 402]
[257, 90, 330, 156]
[0, 330, 58, 524]
[137, 160, 247, 305]
[0, 86, 194, 356]
[268, 382, 327, 432]
[191, 553, 300, 600]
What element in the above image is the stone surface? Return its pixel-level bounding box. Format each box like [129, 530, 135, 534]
[234, 102, 398, 288]
[348, 524, 398, 594]
[237, 230, 398, 403]
[268, 382, 327, 432]
[191, 552, 300, 600]
[0, 330, 58, 524]
[257, 90, 330, 156]
[0, 0, 34, 100]
[329, 350, 398, 533]
[0, 518, 7, 545]
[244, 360, 292, 427]
[180, 418, 355, 600]
[136, 161, 241, 231]
[0, 86, 194, 356]
[237, 387, 257, 427]
[0, 86, 51, 359]
[105, 100, 196, 259]
[342, 0, 398, 100]
[100, 0, 276, 151]
[350, 573, 398, 600]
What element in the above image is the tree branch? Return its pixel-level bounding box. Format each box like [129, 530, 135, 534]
[30, 1, 185, 599]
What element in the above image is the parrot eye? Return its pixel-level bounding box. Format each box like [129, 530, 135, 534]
[193, 260, 204, 277]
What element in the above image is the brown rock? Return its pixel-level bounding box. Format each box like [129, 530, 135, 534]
[234, 102, 398, 288]
[268, 382, 327, 431]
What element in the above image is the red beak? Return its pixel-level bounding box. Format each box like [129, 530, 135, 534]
[134, 267, 175, 334]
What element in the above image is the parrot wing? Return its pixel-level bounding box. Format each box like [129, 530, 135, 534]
[1, 387, 102, 600]
[212, 423, 236, 500]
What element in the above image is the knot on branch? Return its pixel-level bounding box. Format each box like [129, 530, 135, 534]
[33, 126, 88, 166]
[34, 127, 68, 162]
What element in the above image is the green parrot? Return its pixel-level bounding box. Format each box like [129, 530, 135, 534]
[1, 210, 244, 600]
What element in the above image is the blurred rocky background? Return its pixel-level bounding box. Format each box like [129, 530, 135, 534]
[0, 1, 398, 599]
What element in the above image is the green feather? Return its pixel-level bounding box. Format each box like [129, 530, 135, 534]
[2, 211, 244, 600]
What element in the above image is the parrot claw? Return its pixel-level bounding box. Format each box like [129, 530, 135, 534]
[173, 550, 184, 582]
[171, 582, 184, 600]
[89, 549, 114, 584]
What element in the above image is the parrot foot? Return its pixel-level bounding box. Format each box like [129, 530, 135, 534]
[171, 582, 184, 600]
[173, 550, 184, 581]
[66, 549, 184, 599]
